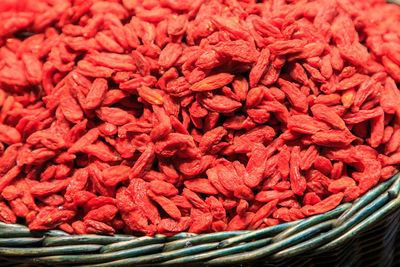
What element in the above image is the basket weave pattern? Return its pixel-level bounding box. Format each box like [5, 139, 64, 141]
[0, 172, 399, 266]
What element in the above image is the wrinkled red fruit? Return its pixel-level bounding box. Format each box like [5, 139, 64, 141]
[0, 0, 399, 236]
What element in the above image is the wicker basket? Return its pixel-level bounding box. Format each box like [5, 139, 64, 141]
[0, 171, 399, 266]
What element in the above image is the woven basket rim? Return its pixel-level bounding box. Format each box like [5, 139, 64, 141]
[0, 171, 399, 266]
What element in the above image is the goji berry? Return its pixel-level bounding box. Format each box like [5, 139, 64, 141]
[0, 0, 399, 236]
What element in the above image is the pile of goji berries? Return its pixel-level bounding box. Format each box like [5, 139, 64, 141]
[0, 0, 400, 236]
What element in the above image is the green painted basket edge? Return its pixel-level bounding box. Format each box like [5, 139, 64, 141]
[0, 172, 398, 266]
